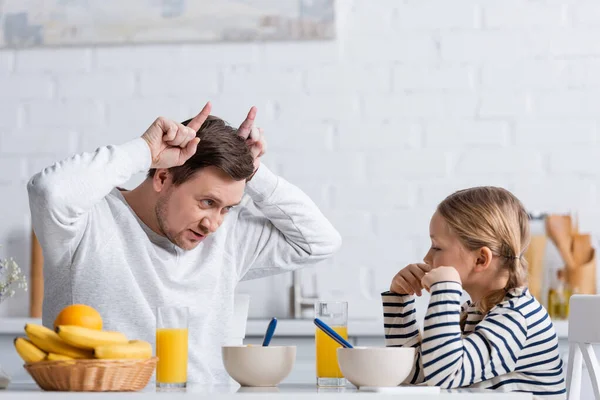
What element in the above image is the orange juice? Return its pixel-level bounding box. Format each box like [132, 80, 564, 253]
[316, 326, 348, 378]
[156, 328, 188, 383]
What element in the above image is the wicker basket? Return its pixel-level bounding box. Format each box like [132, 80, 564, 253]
[24, 357, 157, 391]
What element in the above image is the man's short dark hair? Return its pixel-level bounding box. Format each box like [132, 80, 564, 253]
[147, 116, 255, 185]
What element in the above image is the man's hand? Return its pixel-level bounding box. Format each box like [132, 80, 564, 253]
[421, 266, 462, 292]
[390, 263, 433, 296]
[238, 106, 267, 174]
[142, 102, 211, 169]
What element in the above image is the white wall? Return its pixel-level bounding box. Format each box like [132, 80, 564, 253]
[1, 0, 600, 318]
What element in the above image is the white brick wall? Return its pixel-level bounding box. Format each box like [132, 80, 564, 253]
[0, 52, 14, 75]
[455, 149, 544, 175]
[479, 91, 531, 117]
[364, 93, 478, 119]
[26, 100, 105, 129]
[57, 72, 136, 99]
[393, 65, 474, 91]
[0, 103, 22, 129]
[572, 2, 600, 26]
[2, 0, 600, 320]
[483, 1, 567, 28]
[139, 69, 220, 97]
[440, 31, 532, 63]
[343, 34, 437, 63]
[335, 121, 421, 150]
[223, 67, 303, 95]
[0, 75, 54, 100]
[481, 61, 569, 89]
[306, 65, 390, 94]
[515, 121, 596, 145]
[424, 121, 509, 147]
[570, 60, 600, 87]
[15, 49, 92, 73]
[396, 0, 481, 30]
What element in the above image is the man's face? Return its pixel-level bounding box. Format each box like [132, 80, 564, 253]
[155, 166, 246, 250]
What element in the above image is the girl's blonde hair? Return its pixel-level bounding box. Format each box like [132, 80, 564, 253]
[437, 186, 530, 315]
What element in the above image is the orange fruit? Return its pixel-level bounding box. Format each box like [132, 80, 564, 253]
[53, 304, 103, 331]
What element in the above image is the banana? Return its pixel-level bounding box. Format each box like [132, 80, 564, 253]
[94, 340, 152, 360]
[129, 339, 152, 349]
[25, 324, 92, 359]
[47, 353, 74, 361]
[56, 325, 128, 350]
[14, 337, 46, 363]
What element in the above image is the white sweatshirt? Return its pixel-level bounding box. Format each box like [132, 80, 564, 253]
[28, 137, 341, 383]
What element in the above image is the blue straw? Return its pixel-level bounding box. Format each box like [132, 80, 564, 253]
[314, 318, 353, 348]
[262, 317, 278, 346]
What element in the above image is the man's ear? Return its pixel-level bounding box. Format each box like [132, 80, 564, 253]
[474, 247, 494, 272]
[152, 169, 170, 193]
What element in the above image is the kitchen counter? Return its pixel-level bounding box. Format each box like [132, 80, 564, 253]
[4, 383, 532, 399]
[0, 318, 569, 338]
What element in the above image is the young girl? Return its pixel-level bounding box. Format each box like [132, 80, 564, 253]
[383, 187, 565, 398]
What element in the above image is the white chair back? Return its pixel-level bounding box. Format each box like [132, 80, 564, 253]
[567, 295, 600, 399]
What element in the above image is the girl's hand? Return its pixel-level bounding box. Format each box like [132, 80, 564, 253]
[390, 263, 433, 296]
[421, 266, 461, 291]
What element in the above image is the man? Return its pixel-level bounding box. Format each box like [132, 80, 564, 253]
[28, 102, 341, 383]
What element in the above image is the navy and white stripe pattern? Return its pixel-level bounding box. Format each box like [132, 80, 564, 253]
[382, 282, 565, 399]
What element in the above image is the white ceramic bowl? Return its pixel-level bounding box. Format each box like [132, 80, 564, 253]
[337, 347, 416, 388]
[222, 346, 296, 387]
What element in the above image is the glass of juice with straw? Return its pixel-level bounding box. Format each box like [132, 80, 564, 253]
[315, 301, 348, 387]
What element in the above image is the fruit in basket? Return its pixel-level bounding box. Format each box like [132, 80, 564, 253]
[56, 325, 128, 350]
[46, 353, 74, 361]
[129, 340, 153, 353]
[25, 324, 92, 359]
[53, 304, 103, 330]
[14, 337, 46, 363]
[94, 340, 153, 360]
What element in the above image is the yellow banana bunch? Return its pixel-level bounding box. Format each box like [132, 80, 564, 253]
[20, 323, 151, 363]
[25, 324, 92, 359]
[47, 353, 74, 361]
[14, 337, 46, 363]
[94, 340, 152, 359]
[56, 325, 128, 350]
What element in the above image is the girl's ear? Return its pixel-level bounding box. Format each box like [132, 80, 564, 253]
[474, 247, 494, 272]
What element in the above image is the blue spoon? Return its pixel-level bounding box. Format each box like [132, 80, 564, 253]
[262, 317, 278, 346]
[314, 318, 353, 348]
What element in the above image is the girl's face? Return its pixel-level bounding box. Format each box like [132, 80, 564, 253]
[423, 211, 477, 289]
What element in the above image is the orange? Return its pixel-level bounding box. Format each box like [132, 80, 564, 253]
[53, 304, 103, 331]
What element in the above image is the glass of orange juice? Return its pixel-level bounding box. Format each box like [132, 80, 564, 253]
[156, 306, 189, 389]
[315, 301, 348, 387]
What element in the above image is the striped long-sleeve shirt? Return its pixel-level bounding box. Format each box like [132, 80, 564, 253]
[382, 281, 565, 399]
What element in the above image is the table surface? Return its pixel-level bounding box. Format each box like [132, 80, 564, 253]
[3, 382, 533, 399]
